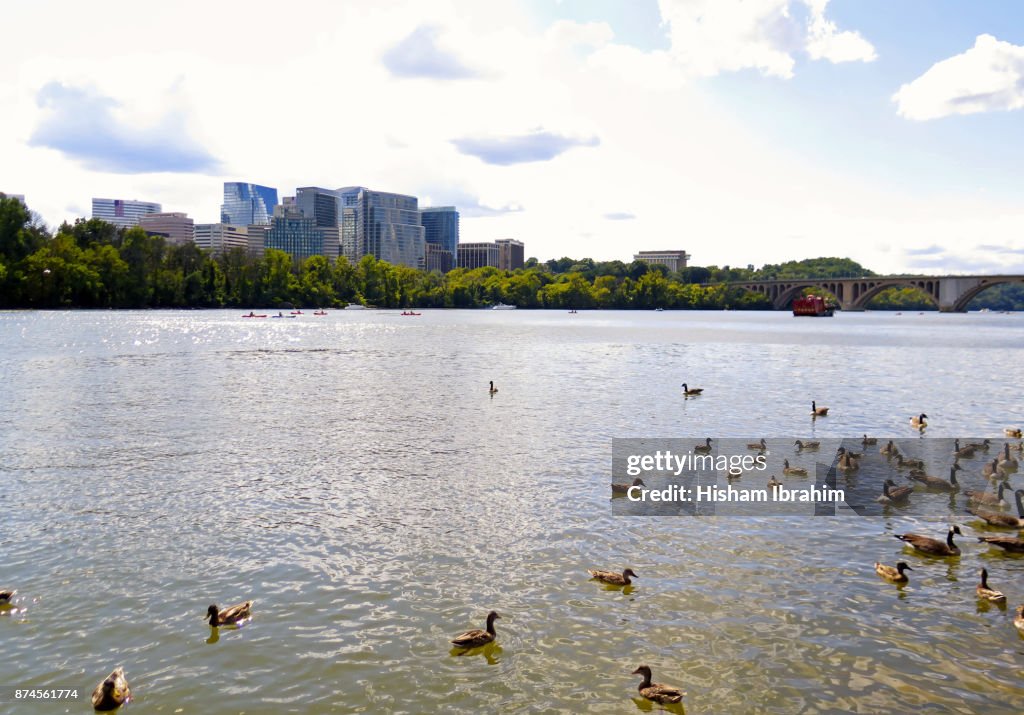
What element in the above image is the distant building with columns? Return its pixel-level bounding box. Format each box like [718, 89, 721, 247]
[633, 250, 690, 272]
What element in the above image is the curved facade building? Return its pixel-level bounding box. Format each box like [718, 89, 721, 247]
[221, 182, 278, 226]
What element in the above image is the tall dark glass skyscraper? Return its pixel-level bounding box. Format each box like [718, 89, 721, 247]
[338, 187, 425, 269]
[221, 182, 278, 225]
[420, 206, 459, 257]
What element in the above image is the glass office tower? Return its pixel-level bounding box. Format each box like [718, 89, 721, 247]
[338, 187, 425, 269]
[221, 182, 278, 226]
[420, 206, 459, 262]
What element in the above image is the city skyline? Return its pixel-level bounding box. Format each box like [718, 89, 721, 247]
[2, 1, 1024, 274]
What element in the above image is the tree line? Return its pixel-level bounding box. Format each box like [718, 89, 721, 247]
[1, 196, 1019, 310]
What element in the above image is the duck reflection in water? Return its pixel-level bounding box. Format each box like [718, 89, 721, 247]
[449, 641, 503, 664]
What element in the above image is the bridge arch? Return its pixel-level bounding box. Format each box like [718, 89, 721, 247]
[851, 280, 940, 311]
[770, 282, 844, 311]
[951, 277, 1024, 312]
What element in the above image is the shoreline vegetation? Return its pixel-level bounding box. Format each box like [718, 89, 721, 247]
[2, 197, 1022, 311]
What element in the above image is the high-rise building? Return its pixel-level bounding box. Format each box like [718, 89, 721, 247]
[424, 243, 454, 273]
[420, 206, 459, 261]
[220, 182, 278, 226]
[338, 187, 425, 269]
[296, 187, 342, 261]
[92, 198, 162, 228]
[139, 212, 194, 245]
[457, 242, 501, 270]
[633, 250, 690, 272]
[496, 239, 525, 271]
[194, 223, 249, 255]
[246, 225, 268, 256]
[265, 202, 325, 261]
[1, 192, 26, 205]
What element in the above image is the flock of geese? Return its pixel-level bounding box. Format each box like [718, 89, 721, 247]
[609, 390, 1024, 705]
[754, 409, 1024, 648]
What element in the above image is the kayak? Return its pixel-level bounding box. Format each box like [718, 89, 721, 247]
[313, 311, 327, 316]
[242, 314, 267, 318]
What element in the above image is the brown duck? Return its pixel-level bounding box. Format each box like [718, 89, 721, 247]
[206, 600, 253, 627]
[451, 611, 500, 648]
[91, 667, 131, 711]
[611, 478, 645, 494]
[632, 665, 684, 704]
[588, 568, 637, 586]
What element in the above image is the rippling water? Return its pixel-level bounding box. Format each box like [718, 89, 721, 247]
[1, 309, 1023, 714]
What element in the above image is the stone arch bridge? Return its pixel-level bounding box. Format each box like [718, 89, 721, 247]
[729, 275, 1024, 312]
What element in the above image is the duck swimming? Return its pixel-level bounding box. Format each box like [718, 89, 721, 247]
[875, 561, 913, 583]
[588, 568, 637, 586]
[206, 600, 253, 627]
[632, 665, 684, 704]
[611, 477, 645, 494]
[451, 611, 500, 648]
[91, 667, 130, 711]
[976, 568, 1006, 603]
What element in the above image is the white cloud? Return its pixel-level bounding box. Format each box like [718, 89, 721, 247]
[893, 34, 1024, 120]
[805, 6, 877, 63]
[657, 0, 875, 79]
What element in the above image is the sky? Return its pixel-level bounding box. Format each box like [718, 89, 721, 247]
[2, 0, 1024, 274]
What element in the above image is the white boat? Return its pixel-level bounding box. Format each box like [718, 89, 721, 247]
[491, 303, 517, 310]
[345, 304, 366, 310]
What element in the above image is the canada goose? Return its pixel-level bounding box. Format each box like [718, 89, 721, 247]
[611, 477, 645, 494]
[965, 481, 1007, 508]
[997, 443, 1018, 472]
[747, 438, 767, 451]
[794, 440, 820, 451]
[1010, 442, 1024, 453]
[880, 440, 898, 456]
[976, 568, 1006, 603]
[862, 435, 878, 446]
[206, 601, 253, 627]
[489, 381, 498, 394]
[875, 561, 913, 583]
[894, 525, 963, 556]
[1005, 428, 1022, 439]
[968, 489, 1024, 528]
[680, 383, 703, 396]
[632, 665, 684, 704]
[836, 448, 859, 472]
[895, 454, 925, 471]
[92, 667, 131, 711]
[879, 479, 913, 504]
[811, 401, 829, 417]
[965, 439, 991, 452]
[0, 589, 14, 604]
[982, 458, 1002, 479]
[588, 568, 637, 586]
[783, 459, 808, 477]
[694, 437, 713, 453]
[767, 475, 783, 490]
[1015, 605, 1024, 631]
[977, 535, 1024, 553]
[907, 464, 960, 492]
[954, 440, 976, 458]
[451, 611, 500, 648]
[910, 413, 928, 430]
